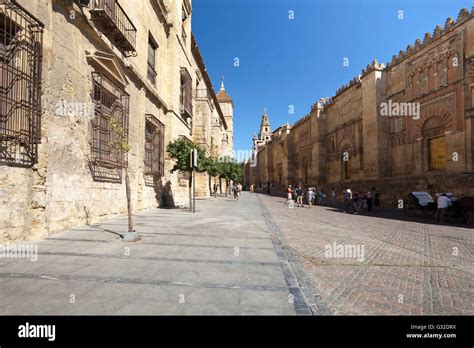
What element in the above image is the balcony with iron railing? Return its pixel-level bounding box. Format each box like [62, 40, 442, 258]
[89, 0, 137, 55]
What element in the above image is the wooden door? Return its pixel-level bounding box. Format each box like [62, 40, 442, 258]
[429, 136, 447, 170]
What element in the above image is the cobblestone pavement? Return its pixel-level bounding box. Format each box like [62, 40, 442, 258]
[257, 193, 473, 315]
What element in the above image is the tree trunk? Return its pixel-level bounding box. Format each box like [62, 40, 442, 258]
[125, 167, 133, 232]
[208, 175, 212, 196]
[225, 179, 228, 197]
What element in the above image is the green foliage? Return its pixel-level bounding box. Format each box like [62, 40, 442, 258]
[167, 137, 207, 173]
[217, 160, 243, 182]
[166, 138, 243, 182]
[203, 158, 221, 177]
[107, 118, 131, 160]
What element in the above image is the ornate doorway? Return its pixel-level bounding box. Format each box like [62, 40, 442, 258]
[421, 115, 448, 172]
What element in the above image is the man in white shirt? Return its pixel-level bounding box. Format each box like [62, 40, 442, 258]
[436, 193, 451, 222]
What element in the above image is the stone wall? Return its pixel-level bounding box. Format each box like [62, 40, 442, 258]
[244, 9, 474, 203]
[0, 0, 230, 242]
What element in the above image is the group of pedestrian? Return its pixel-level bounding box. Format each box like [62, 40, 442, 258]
[287, 185, 343, 208]
[284, 182, 461, 223]
[286, 186, 379, 214]
[233, 181, 242, 201]
[287, 185, 304, 207]
[342, 187, 378, 214]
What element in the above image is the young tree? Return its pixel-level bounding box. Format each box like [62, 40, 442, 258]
[217, 160, 243, 197]
[203, 158, 220, 197]
[167, 138, 207, 210]
[108, 118, 138, 242]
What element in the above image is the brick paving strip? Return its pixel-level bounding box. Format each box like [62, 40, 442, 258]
[0, 192, 321, 315]
[257, 193, 474, 315]
[256, 194, 331, 315]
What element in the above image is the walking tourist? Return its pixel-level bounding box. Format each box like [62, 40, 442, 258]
[343, 187, 353, 213]
[233, 182, 238, 199]
[361, 192, 368, 211]
[296, 185, 304, 207]
[366, 188, 373, 212]
[315, 188, 321, 205]
[287, 185, 293, 203]
[436, 193, 450, 222]
[373, 187, 380, 208]
[352, 191, 360, 214]
[236, 182, 242, 202]
[307, 188, 315, 208]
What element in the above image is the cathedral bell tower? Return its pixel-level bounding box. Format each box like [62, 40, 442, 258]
[258, 108, 271, 143]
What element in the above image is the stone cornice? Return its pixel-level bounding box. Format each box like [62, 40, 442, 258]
[386, 8, 473, 70]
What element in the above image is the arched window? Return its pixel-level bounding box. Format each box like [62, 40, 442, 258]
[437, 60, 447, 87]
[302, 157, 308, 184]
[341, 147, 351, 180]
[420, 69, 428, 95]
[448, 52, 460, 83]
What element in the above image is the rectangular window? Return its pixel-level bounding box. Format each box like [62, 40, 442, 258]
[0, 2, 43, 167]
[147, 34, 157, 85]
[91, 72, 129, 171]
[180, 67, 193, 119]
[182, 5, 188, 22]
[394, 117, 403, 132]
[390, 117, 404, 133]
[144, 114, 165, 176]
[181, 26, 187, 44]
[328, 137, 335, 154]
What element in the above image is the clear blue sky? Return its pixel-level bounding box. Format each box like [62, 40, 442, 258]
[192, 0, 473, 153]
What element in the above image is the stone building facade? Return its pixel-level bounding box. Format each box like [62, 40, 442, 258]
[244, 8, 474, 205]
[0, 0, 233, 242]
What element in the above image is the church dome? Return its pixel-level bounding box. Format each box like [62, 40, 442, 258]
[216, 76, 232, 103]
[216, 89, 232, 103]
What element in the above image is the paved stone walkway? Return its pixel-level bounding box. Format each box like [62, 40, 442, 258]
[0, 193, 314, 315]
[257, 193, 474, 315]
[2, 192, 471, 315]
